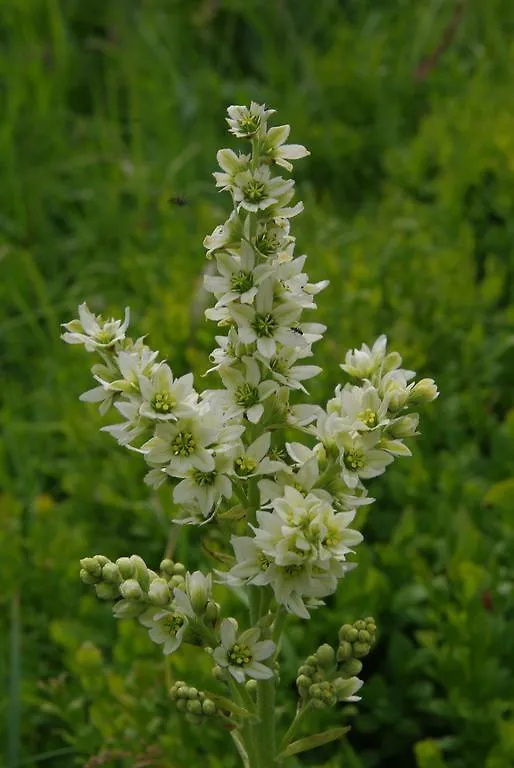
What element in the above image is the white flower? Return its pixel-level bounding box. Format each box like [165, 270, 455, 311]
[232, 165, 294, 213]
[327, 384, 389, 431]
[206, 327, 246, 373]
[173, 453, 233, 518]
[109, 342, 160, 393]
[379, 368, 416, 410]
[229, 279, 304, 358]
[261, 124, 310, 172]
[337, 431, 394, 488]
[61, 303, 130, 352]
[139, 607, 188, 655]
[141, 410, 217, 475]
[213, 618, 275, 683]
[138, 365, 198, 421]
[333, 676, 364, 702]
[213, 149, 251, 191]
[204, 240, 270, 308]
[206, 356, 278, 423]
[341, 335, 402, 380]
[234, 433, 285, 477]
[203, 211, 243, 257]
[254, 218, 294, 259]
[259, 347, 321, 393]
[101, 399, 151, 446]
[226, 102, 275, 138]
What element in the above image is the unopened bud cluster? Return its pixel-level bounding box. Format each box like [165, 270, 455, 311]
[337, 617, 377, 678]
[80, 554, 186, 618]
[170, 681, 221, 724]
[296, 640, 363, 709]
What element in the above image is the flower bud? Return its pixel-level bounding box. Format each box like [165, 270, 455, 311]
[353, 642, 370, 659]
[120, 579, 144, 601]
[298, 664, 315, 678]
[204, 600, 220, 624]
[383, 351, 402, 373]
[358, 630, 370, 643]
[202, 699, 217, 716]
[176, 699, 187, 712]
[336, 642, 353, 662]
[112, 598, 146, 619]
[212, 665, 225, 681]
[409, 378, 439, 404]
[388, 413, 419, 438]
[339, 659, 363, 678]
[339, 626, 358, 643]
[187, 687, 199, 699]
[315, 644, 335, 669]
[80, 557, 102, 579]
[186, 571, 211, 615]
[116, 557, 135, 579]
[160, 558, 176, 577]
[173, 562, 186, 575]
[246, 679, 257, 693]
[187, 699, 202, 715]
[80, 568, 98, 586]
[102, 562, 121, 584]
[148, 578, 171, 606]
[130, 555, 150, 591]
[95, 582, 119, 600]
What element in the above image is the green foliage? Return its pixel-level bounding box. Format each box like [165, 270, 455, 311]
[1, 0, 514, 766]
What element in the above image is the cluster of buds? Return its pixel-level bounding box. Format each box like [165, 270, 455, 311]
[170, 681, 221, 725]
[337, 617, 377, 678]
[80, 554, 186, 618]
[296, 641, 362, 710]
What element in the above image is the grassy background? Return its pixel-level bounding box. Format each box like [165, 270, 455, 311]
[1, 1, 514, 766]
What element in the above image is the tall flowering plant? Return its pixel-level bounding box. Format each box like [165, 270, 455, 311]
[63, 102, 438, 766]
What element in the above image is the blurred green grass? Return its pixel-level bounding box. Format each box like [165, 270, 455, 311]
[1, 1, 514, 767]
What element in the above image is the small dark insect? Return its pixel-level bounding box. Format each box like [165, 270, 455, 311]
[168, 195, 189, 206]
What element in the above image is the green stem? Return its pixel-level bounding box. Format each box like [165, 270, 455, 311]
[256, 677, 276, 765]
[279, 703, 313, 752]
[231, 730, 251, 768]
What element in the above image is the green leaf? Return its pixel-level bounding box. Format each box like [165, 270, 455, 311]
[276, 726, 351, 759]
[483, 478, 514, 511]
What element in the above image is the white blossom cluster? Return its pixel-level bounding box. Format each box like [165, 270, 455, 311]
[63, 102, 437, 623]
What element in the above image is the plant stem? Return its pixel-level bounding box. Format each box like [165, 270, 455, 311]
[256, 677, 276, 766]
[8, 591, 21, 768]
[280, 703, 313, 752]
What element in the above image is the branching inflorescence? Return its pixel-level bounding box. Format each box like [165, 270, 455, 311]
[64, 102, 438, 766]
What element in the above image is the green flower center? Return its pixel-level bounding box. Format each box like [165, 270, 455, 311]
[358, 408, 377, 428]
[230, 270, 254, 294]
[238, 114, 261, 135]
[244, 180, 267, 202]
[235, 383, 259, 408]
[227, 643, 253, 667]
[152, 391, 176, 413]
[252, 312, 277, 338]
[191, 469, 216, 486]
[162, 614, 185, 635]
[255, 231, 280, 255]
[95, 329, 114, 345]
[171, 431, 196, 457]
[283, 563, 305, 577]
[269, 357, 287, 375]
[324, 529, 340, 548]
[344, 449, 365, 471]
[257, 552, 271, 571]
[235, 455, 258, 476]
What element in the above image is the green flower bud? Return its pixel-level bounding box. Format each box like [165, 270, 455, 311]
[339, 625, 358, 643]
[383, 350, 402, 373]
[160, 558, 176, 576]
[176, 699, 187, 712]
[148, 578, 171, 606]
[309, 683, 322, 698]
[339, 659, 363, 678]
[173, 562, 186, 575]
[80, 568, 98, 586]
[409, 378, 438, 404]
[296, 674, 311, 692]
[202, 699, 217, 716]
[169, 574, 186, 589]
[204, 600, 220, 624]
[337, 641, 353, 662]
[311, 698, 326, 710]
[315, 643, 335, 669]
[388, 413, 419, 438]
[185, 713, 203, 725]
[187, 687, 199, 699]
[116, 557, 135, 579]
[212, 665, 225, 681]
[358, 630, 370, 643]
[354, 620, 366, 631]
[120, 579, 144, 601]
[112, 598, 146, 619]
[102, 562, 121, 584]
[95, 582, 119, 600]
[353, 642, 370, 658]
[130, 555, 150, 591]
[186, 572, 211, 615]
[177, 686, 189, 699]
[298, 664, 315, 678]
[80, 557, 102, 579]
[186, 699, 202, 715]
[306, 655, 317, 666]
